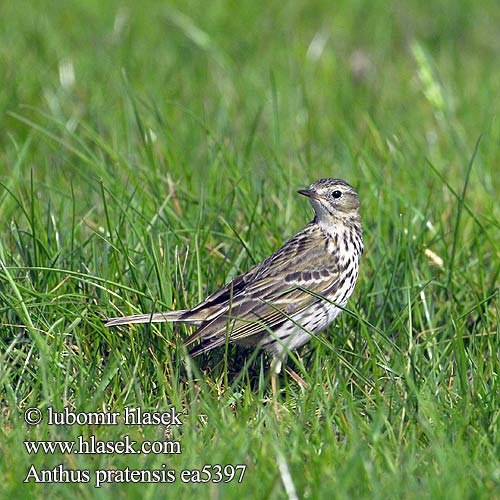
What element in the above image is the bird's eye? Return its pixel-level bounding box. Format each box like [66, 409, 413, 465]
[332, 190, 342, 199]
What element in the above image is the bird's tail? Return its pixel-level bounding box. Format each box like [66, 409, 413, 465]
[104, 310, 201, 328]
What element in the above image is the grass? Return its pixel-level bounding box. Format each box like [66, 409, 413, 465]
[1, 0, 499, 498]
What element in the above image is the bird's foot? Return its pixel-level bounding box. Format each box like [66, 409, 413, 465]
[284, 366, 309, 390]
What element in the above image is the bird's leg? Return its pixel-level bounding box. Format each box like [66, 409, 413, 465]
[270, 358, 282, 418]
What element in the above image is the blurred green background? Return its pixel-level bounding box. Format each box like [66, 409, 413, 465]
[2, 0, 499, 197]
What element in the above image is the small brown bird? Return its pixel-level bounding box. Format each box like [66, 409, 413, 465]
[105, 178, 363, 392]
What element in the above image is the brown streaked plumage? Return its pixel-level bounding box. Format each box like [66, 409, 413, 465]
[105, 178, 363, 385]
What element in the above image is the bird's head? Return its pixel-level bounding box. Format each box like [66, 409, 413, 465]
[298, 178, 361, 226]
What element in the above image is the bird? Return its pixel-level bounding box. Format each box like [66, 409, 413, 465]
[105, 178, 363, 395]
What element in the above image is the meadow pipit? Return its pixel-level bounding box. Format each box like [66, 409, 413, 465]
[106, 178, 363, 391]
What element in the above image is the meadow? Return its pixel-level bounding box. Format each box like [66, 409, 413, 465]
[1, 0, 499, 498]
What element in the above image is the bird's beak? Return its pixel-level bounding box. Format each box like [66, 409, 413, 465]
[298, 189, 323, 200]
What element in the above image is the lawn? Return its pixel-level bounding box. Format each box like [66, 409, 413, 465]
[1, 0, 499, 498]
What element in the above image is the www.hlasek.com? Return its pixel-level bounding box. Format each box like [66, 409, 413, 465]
[24, 434, 182, 455]
[23, 406, 246, 487]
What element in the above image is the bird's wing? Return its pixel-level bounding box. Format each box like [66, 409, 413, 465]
[184, 267, 255, 321]
[184, 241, 341, 355]
[182, 221, 329, 320]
